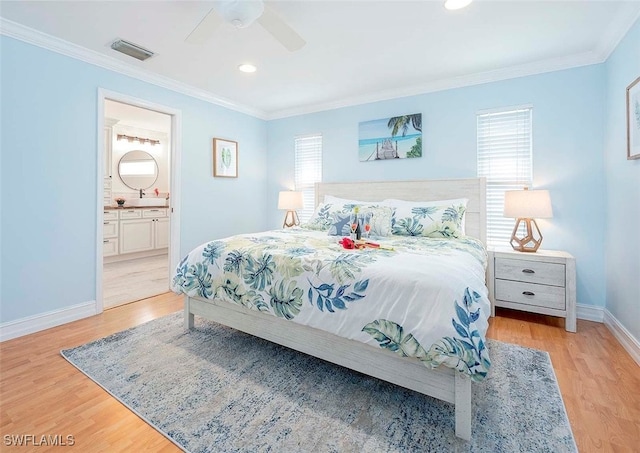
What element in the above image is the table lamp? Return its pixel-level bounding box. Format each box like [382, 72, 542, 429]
[278, 191, 304, 228]
[503, 188, 553, 252]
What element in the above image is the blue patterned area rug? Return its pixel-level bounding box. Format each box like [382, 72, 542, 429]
[61, 313, 576, 453]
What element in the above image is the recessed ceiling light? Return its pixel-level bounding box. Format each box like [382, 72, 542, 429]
[444, 0, 472, 11]
[238, 64, 257, 73]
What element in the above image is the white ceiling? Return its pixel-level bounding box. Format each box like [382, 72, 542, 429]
[1, 1, 639, 119]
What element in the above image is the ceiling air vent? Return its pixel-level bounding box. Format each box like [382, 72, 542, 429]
[110, 39, 155, 61]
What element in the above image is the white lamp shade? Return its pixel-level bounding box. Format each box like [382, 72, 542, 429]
[278, 191, 304, 210]
[504, 189, 553, 219]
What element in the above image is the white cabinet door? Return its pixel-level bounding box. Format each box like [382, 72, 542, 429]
[103, 220, 118, 238]
[103, 238, 119, 257]
[120, 219, 154, 254]
[154, 218, 170, 249]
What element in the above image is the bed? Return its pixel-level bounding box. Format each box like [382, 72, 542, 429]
[172, 178, 489, 441]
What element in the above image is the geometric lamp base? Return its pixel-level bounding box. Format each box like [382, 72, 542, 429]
[510, 218, 543, 252]
[282, 210, 300, 228]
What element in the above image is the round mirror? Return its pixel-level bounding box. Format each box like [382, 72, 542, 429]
[118, 150, 158, 190]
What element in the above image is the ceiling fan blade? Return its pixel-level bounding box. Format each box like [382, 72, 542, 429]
[185, 8, 223, 44]
[257, 6, 306, 52]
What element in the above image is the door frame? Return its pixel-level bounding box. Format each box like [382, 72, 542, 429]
[96, 88, 182, 314]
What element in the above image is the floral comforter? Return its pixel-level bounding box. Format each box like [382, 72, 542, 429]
[171, 229, 491, 381]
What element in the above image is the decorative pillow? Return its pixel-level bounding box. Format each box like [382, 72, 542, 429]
[302, 202, 338, 231]
[326, 205, 393, 237]
[360, 205, 393, 237]
[388, 199, 468, 238]
[383, 198, 468, 235]
[302, 202, 355, 231]
[326, 210, 353, 236]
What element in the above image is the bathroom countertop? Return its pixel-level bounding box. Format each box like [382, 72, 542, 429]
[104, 205, 168, 210]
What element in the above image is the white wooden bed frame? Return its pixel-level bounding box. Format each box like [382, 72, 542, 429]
[184, 177, 487, 441]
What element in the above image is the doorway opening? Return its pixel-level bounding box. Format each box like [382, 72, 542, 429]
[96, 90, 181, 313]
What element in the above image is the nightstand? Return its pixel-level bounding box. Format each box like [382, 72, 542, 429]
[487, 247, 576, 332]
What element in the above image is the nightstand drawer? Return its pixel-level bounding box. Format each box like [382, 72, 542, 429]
[495, 258, 565, 287]
[495, 279, 566, 310]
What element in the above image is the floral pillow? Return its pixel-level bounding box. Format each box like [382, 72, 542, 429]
[389, 201, 467, 238]
[326, 205, 393, 237]
[303, 202, 350, 231]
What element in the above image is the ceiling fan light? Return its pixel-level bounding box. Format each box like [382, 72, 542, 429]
[444, 0, 472, 10]
[238, 64, 257, 73]
[217, 0, 265, 29]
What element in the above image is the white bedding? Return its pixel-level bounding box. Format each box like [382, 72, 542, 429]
[171, 228, 491, 381]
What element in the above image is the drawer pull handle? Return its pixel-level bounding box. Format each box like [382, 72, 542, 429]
[522, 291, 535, 296]
[103, 240, 109, 244]
[522, 269, 535, 274]
[104, 222, 109, 225]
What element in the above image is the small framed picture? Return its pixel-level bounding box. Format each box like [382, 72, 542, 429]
[213, 138, 238, 177]
[627, 76, 640, 160]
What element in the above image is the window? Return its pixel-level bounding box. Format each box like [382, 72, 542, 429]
[294, 134, 323, 223]
[477, 106, 533, 245]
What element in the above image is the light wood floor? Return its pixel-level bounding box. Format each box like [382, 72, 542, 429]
[1, 294, 638, 452]
[103, 254, 169, 308]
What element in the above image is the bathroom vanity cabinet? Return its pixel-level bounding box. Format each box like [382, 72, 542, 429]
[103, 207, 168, 261]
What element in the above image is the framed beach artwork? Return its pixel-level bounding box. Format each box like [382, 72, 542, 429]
[359, 113, 422, 162]
[213, 138, 238, 177]
[627, 76, 640, 160]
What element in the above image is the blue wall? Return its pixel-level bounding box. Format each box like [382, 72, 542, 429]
[2, 20, 637, 340]
[267, 65, 607, 309]
[604, 20, 640, 340]
[0, 36, 268, 323]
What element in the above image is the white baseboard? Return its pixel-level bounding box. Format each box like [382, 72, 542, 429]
[0, 300, 97, 342]
[604, 309, 640, 367]
[576, 303, 604, 322]
[2, 299, 636, 367]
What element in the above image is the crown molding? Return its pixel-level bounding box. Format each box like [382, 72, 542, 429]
[267, 6, 640, 120]
[594, 3, 640, 62]
[267, 51, 601, 120]
[2, 9, 638, 123]
[0, 18, 268, 120]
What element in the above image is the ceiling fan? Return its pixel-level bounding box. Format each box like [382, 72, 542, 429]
[186, 0, 306, 52]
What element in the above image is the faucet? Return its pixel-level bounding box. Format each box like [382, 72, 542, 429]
[139, 189, 145, 198]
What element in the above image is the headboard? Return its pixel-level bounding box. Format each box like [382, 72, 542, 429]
[315, 178, 487, 244]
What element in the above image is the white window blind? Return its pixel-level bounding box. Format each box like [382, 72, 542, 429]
[294, 134, 322, 223]
[477, 107, 533, 246]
